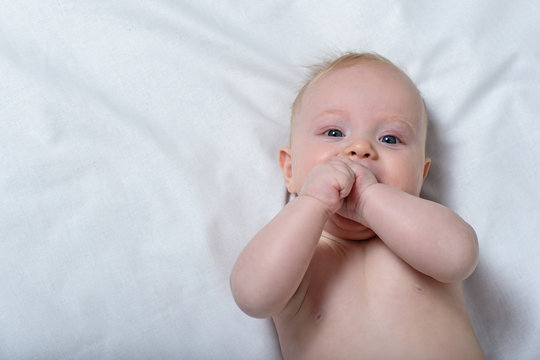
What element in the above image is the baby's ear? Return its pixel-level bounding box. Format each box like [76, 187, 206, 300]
[279, 146, 297, 194]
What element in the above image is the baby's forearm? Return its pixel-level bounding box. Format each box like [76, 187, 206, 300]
[230, 195, 329, 318]
[360, 183, 479, 283]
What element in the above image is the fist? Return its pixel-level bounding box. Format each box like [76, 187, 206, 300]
[299, 157, 377, 218]
[337, 158, 378, 224]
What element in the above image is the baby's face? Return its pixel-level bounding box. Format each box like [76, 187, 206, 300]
[286, 62, 430, 197]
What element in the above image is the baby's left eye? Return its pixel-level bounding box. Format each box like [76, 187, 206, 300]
[379, 135, 399, 144]
[325, 129, 344, 137]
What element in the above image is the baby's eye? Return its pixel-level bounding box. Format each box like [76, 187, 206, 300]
[325, 129, 344, 137]
[379, 135, 399, 144]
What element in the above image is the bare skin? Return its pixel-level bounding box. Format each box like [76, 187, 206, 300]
[270, 195, 483, 359]
[230, 61, 484, 359]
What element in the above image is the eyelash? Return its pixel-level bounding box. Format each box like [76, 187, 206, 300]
[379, 135, 400, 144]
[324, 129, 401, 144]
[324, 129, 344, 137]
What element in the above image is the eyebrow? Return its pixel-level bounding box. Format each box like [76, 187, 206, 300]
[311, 109, 349, 122]
[306, 108, 423, 140]
[375, 112, 420, 131]
[383, 117, 415, 130]
[312, 110, 417, 129]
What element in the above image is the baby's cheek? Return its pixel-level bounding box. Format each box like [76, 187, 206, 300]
[378, 174, 408, 193]
[405, 174, 425, 196]
[292, 160, 319, 184]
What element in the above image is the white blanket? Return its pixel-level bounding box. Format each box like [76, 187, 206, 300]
[1, 1, 539, 358]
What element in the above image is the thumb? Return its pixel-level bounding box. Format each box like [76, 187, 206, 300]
[338, 163, 357, 199]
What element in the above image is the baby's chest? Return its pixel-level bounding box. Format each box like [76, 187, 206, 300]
[303, 243, 439, 316]
[273, 242, 472, 359]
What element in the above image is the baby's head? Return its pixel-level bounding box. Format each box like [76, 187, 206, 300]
[290, 52, 428, 143]
[280, 52, 431, 197]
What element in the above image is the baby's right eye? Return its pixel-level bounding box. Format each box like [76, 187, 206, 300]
[325, 129, 344, 137]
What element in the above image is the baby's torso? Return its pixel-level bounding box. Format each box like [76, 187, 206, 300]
[273, 236, 484, 360]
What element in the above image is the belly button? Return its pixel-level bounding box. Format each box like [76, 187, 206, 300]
[314, 312, 323, 323]
[413, 284, 424, 294]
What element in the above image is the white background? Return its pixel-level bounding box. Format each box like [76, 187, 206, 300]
[1, 1, 539, 358]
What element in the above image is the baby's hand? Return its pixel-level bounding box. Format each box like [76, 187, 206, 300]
[299, 158, 355, 214]
[299, 157, 377, 217]
[336, 158, 378, 224]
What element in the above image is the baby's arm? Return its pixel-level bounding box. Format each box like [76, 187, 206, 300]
[230, 158, 366, 318]
[230, 195, 328, 318]
[352, 183, 479, 283]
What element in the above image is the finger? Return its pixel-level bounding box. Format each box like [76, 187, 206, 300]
[338, 170, 355, 199]
[335, 157, 379, 188]
[325, 158, 356, 199]
[334, 156, 364, 176]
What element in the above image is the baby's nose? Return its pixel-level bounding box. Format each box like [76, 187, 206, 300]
[345, 141, 377, 160]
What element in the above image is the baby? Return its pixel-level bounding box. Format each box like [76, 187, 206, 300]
[230, 53, 484, 359]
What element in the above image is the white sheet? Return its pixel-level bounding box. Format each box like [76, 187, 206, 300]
[1, 1, 539, 358]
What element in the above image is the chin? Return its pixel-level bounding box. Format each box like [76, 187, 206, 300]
[325, 213, 376, 241]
